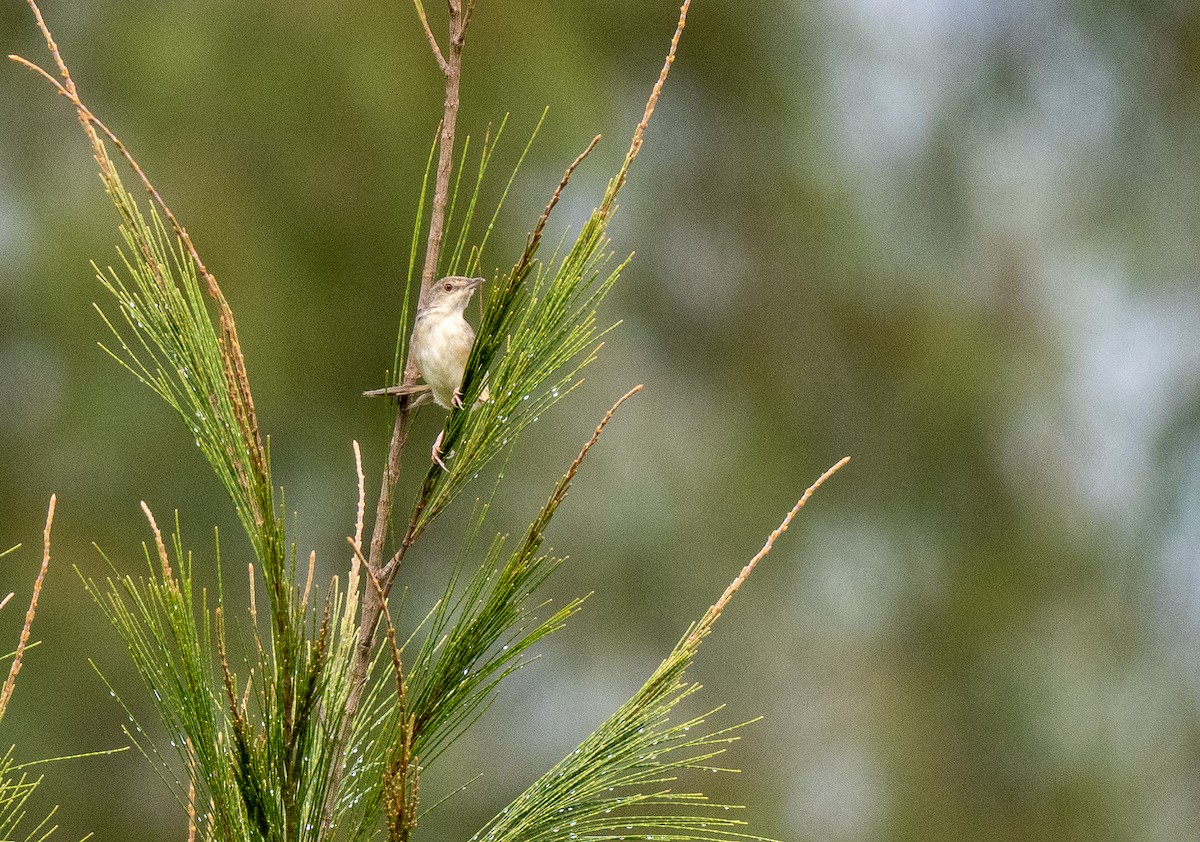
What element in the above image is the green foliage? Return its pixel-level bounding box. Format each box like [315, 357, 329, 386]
[0, 746, 56, 842]
[0, 508, 94, 841]
[91, 181, 277, 565]
[404, 525, 584, 768]
[80, 138, 356, 838]
[83, 509, 374, 842]
[404, 385, 635, 769]
[16, 2, 811, 841]
[469, 660, 760, 842]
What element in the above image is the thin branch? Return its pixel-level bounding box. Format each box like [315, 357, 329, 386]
[686, 456, 851, 649]
[351, 541, 404, 704]
[350, 440, 367, 582]
[412, 0, 447, 73]
[531, 134, 601, 248]
[607, 0, 691, 210]
[561, 386, 642, 495]
[12, 2, 213, 291]
[494, 384, 642, 560]
[415, 0, 473, 309]
[186, 771, 197, 842]
[332, 3, 480, 820]
[0, 494, 55, 725]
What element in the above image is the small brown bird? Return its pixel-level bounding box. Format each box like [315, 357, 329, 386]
[411, 275, 486, 409]
[361, 275, 486, 468]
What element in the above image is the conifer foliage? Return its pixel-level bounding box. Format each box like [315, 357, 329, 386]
[10, 1, 847, 839]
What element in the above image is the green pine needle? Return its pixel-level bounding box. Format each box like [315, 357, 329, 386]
[410, 201, 630, 537]
[466, 633, 775, 842]
[82, 508, 371, 842]
[90, 149, 282, 583]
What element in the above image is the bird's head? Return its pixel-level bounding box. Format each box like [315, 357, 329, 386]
[419, 275, 486, 317]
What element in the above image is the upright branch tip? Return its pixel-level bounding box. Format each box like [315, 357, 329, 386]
[609, 0, 691, 205]
[687, 455, 851, 648]
[0, 494, 56, 725]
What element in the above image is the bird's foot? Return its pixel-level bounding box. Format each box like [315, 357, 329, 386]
[451, 386, 465, 409]
[431, 430, 450, 472]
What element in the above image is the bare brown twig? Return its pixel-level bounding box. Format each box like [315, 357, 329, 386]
[411, 0, 447, 73]
[533, 135, 602, 246]
[416, 0, 477, 313]
[186, 768, 197, 842]
[541, 385, 643, 522]
[0, 495, 55, 726]
[327, 1, 480, 825]
[349, 441, 366, 584]
[686, 456, 851, 649]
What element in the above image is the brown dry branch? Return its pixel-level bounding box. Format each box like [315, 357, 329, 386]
[531, 134, 602, 250]
[606, 0, 691, 214]
[685, 456, 851, 651]
[347, 536, 418, 840]
[537, 385, 643, 527]
[215, 607, 242, 725]
[381, 712, 418, 842]
[0, 494, 55, 726]
[364, 0, 479, 584]
[186, 763, 197, 842]
[352, 442, 367, 551]
[334, 1, 482, 820]
[411, 0, 447, 73]
[416, 0, 478, 340]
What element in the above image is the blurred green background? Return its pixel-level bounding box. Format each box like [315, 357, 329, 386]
[2, 1, 1200, 839]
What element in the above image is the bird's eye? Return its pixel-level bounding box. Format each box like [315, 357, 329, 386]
[443, 282, 454, 292]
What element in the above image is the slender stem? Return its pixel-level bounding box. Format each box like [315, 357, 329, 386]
[412, 0, 447, 72]
[685, 456, 851, 649]
[405, 0, 472, 381]
[533, 135, 601, 247]
[0, 495, 54, 727]
[326, 1, 476, 830]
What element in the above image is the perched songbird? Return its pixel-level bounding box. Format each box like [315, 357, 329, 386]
[411, 275, 486, 409]
[360, 275, 486, 468]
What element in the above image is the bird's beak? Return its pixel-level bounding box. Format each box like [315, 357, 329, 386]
[466, 276, 486, 289]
